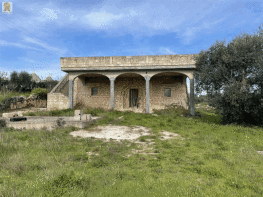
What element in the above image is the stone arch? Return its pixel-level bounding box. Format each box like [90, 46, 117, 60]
[114, 73, 146, 111]
[72, 73, 111, 109]
[150, 71, 189, 110]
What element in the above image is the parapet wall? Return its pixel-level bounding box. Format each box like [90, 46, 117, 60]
[61, 54, 197, 70]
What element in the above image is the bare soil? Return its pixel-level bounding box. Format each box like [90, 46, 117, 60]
[70, 124, 187, 159]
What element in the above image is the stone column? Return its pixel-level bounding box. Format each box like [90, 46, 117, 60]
[145, 76, 150, 114]
[190, 78, 195, 116]
[69, 79, 74, 109]
[110, 77, 115, 110]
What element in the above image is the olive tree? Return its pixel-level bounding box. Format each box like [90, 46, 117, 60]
[194, 24, 263, 126]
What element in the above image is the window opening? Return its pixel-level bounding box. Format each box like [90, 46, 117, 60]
[91, 87, 98, 95]
[164, 88, 171, 97]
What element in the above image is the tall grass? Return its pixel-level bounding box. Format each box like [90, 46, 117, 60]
[0, 103, 262, 196]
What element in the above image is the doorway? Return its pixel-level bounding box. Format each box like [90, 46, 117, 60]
[129, 89, 139, 108]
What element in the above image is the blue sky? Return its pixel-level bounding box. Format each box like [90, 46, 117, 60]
[0, 0, 262, 95]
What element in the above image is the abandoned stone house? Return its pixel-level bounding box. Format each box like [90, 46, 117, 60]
[47, 54, 196, 115]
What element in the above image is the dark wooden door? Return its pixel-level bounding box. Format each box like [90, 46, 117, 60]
[129, 89, 139, 107]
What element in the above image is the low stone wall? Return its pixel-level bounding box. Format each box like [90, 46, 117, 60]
[10, 99, 47, 109]
[0, 94, 47, 111]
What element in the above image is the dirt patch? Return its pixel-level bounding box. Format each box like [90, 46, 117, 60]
[70, 124, 186, 142]
[69, 124, 187, 159]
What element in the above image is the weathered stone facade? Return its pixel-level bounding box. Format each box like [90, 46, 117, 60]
[48, 54, 196, 115]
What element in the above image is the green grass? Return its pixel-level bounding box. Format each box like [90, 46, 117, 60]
[0, 103, 263, 196]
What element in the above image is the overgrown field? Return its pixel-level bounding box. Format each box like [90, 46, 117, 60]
[0, 102, 263, 196]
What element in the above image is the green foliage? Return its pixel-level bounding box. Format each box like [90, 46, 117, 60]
[216, 80, 263, 126]
[31, 88, 49, 99]
[35, 171, 91, 196]
[9, 71, 20, 92]
[18, 71, 33, 93]
[194, 25, 263, 127]
[0, 70, 60, 94]
[0, 119, 6, 128]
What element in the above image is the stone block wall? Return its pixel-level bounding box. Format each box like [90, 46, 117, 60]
[74, 75, 111, 109]
[10, 99, 47, 110]
[47, 93, 69, 111]
[0, 95, 47, 111]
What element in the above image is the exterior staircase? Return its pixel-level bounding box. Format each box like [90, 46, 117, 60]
[47, 74, 70, 110]
[50, 73, 69, 96]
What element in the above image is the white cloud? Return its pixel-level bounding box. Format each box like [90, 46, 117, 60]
[0, 40, 42, 51]
[82, 11, 125, 28]
[17, 57, 38, 63]
[0, 0, 232, 45]
[182, 18, 225, 44]
[69, 14, 78, 21]
[22, 36, 68, 56]
[38, 8, 59, 21]
[158, 47, 176, 55]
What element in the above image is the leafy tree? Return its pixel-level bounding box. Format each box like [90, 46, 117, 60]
[194, 24, 263, 126]
[0, 71, 8, 91]
[9, 71, 20, 92]
[18, 71, 33, 93]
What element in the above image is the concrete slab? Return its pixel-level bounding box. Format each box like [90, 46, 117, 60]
[81, 114, 91, 121]
[0, 115, 101, 131]
[2, 112, 23, 118]
[74, 110, 83, 117]
[74, 115, 81, 121]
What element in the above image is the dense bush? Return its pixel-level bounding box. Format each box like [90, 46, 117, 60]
[215, 80, 263, 127]
[31, 88, 49, 99]
[0, 119, 6, 128]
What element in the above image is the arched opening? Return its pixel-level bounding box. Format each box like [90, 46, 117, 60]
[74, 73, 110, 109]
[150, 72, 189, 111]
[115, 73, 145, 112]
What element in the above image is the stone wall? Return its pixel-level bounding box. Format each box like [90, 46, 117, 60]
[47, 93, 69, 111]
[0, 94, 47, 111]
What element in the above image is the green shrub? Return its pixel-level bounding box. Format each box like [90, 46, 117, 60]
[31, 88, 49, 99]
[216, 81, 263, 127]
[0, 119, 6, 128]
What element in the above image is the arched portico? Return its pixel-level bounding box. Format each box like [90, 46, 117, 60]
[59, 54, 196, 115]
[71, 73, 111, 109]
[150, 72, 189, 111]
[67, 70, 195, 115]
[114, 73, 146, 112]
